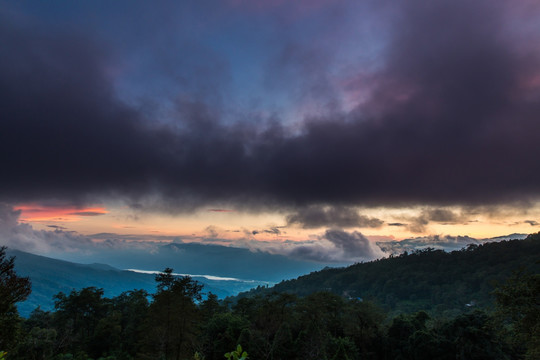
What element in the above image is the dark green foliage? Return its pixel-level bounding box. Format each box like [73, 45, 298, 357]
[224, 344, 248, 360]
[8, 283, 524, 360]
[0, 247, 31, 314]
[53, 287, 110, 357]
[5, 235, 540, 359]
[18, 326, 57, 359]
[0, 246, 31, 352]
[144, 268, 203, 360]
[201, 313, 249, 360]
[330, 337, 355, 360]
[110, 289, 149, 357]
[384, 310, 512, 360]
[238, 237, 540, 315]
[200, 293, 225, 321]
[439, 311, 509, 359]
[495, 268, 540, 359]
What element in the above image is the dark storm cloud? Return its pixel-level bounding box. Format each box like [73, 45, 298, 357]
[286, 206, 384, 229]
[1, 0, 540, 211]
[407, 209, 469, 233]
[324, 229, 380, 259]
[0, 15, 158, 205]
[423, 209, 462, 223]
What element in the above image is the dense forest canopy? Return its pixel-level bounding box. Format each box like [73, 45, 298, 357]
[238, 234, 540, 315]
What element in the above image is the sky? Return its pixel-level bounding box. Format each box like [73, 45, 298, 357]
[1, 0, 540, 265]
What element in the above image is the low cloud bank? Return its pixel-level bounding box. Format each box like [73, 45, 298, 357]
[377, 233, 528, 255]
[288, 229, 385, 263]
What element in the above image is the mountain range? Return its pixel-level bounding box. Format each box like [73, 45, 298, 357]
[46, 242, 329, 282]
[9, 249, 270, 317]
[8, 232, 531, 317]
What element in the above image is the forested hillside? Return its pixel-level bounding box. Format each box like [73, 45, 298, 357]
[0, 235, 538, 359]
[238, 234, 540, 315]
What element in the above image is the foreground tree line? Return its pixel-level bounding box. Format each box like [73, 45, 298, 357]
[0, 244, 539, 359]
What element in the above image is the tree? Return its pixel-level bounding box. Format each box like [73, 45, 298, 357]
[439, 311, 509, 360]
[113, 289, 149, 357]
[53, 287, 109, 356]
[0, 247, 31, 312]
[0, 246, 31, 351]
[495, 270, 540, 359]
[201, 313, 249, 360]
[200, 292, 224, 321]
[330, 337, 355, 360]
[146, 268, 203, 360]
[386, 311, 431, 359]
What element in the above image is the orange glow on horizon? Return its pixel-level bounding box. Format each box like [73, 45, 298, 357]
[15, 204, 108, 223]
[12, 203, 540, 244]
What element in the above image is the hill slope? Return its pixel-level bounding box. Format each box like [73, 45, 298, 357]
[9, 250, 268, 316]
[53, 241, 328, 282]
[237, 234, 540, 315]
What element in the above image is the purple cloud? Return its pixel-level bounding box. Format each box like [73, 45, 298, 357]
[1, 1, 539, 212]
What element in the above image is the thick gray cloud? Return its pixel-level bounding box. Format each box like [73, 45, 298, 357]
[287, 206, 384, 229]
[324, 229, 382, 259]
[0, 203, 95, 254]
[1, 1, 540, 212]
[407, 209, 469, 233]
[289, 229, 384, 262]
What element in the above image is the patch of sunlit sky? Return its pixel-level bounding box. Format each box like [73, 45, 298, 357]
[16, 203, 540, 245]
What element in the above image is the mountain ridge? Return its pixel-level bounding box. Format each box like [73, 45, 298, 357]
[234, 234, 540, 315]
[8, 249, 268, 317]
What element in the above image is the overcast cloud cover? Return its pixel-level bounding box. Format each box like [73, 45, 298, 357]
[2, 0, 540, 269]
[0, 0, 539, 214]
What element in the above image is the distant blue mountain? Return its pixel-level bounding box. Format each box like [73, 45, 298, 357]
[49, 242, 328, 282]
[9, 249, 271, 317]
